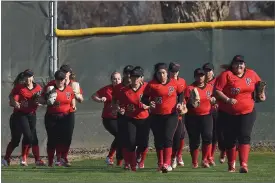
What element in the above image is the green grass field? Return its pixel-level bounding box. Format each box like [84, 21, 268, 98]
[2, 152, 275, 183]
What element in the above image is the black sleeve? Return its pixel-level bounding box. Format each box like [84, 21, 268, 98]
[177, 92, 184, 103]
[141, 94, 150, 106]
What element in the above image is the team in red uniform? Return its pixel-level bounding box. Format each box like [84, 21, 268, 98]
[4, 70, 45, 166]
[142, 63, 186, 173]
[92, 71, 123, 166]
[214, 55, 266, 173]
[203, 63, 226, 165]
[168, 62, 187, 169]
[116, 67, 151, 171]
[41, 70, 76, 167]
[185, 68, 215, 168]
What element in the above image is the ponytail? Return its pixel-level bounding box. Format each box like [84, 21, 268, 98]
[12, 72, 25, 87]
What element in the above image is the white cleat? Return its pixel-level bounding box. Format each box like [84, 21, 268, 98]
[171, 158, 177, 169]
[167, 165, 173, 172]
[20, 160, 28, 166]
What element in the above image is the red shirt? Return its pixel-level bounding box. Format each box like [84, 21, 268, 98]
[172, 77, 187, 120]
[45, 85, 75, 114]
[113, 83, 129, 102]
[118, 83, 149, 119]
[207, 78, 217, 87]
[215, 69, 261, 115]
[143, 79, 182, 115]
[96, 84, 116, 119]
[11, 83, 42, 114]
[44, 80, 83, 112]
[185, 83, 213, 115]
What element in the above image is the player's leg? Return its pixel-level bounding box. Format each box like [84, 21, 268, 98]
[125, 117, 137, 171]
[28, 113, 45, 166]
[185, 114, 200, 168]
[2, 113, 22, 166]
[200, 114, 213, 168]
[19, 113, 33, 166]
[176, 118, 185, 166]
[102, 118, 120, 166]
[217, 110, 226, 164]
[223, 112, 238, 172]
[150, 115, 164, 172]
[171, 119, 181, 169]
[208, 110, 218, 166]
[44, 113, 58, 167]
[238, 109, 256, 173]
[162, 113, 178, 173]
[135, 118, 150, 169]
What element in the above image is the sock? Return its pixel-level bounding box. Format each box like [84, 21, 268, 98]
[140, 147, 148, 164]
[163, 147, 172, 166]
[238, 144, 250, 167]
[176, 139, 185, 158]
[226, 146, 236, 168]
[191, 149, 199, 165]
[202, 144, 212, 162]
[108, 147, 116, 159]
[47, 147, 55, 166]
[211, 143, 217, 159]
[21, 145, 30, 162]
[156, 149, 163, 167]
[32, 145, 40, 161]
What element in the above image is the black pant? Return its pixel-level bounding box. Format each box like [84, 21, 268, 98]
[222, 109, 256, 149]
[150, 113, 178, 150]
[211, 110, 218, 144]
[117, 114, 128, 149]
[11, 112, 38, 147]
[185, 114, 213, 151]
[44, 112, 75, 149]
[102, 118, 123, 160]
[123, 117, 150, 152]
[172, 118, 185, 151]
[216, 110, 227, 151]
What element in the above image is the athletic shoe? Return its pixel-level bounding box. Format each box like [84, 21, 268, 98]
[167, 165, 173, 172]
[219, 152, 226, 164]
[105, 156, 114, 166]
[20, 160, 28, 166]
[124, 164, 130, 170]
[1, 158, 10, 167]
[61, 158, 71, 167]
[201, 160, 210, 168]
[228, 162, 236, 173]
[35, 159, 46, 166]
[208, 158, 216, 166]
[239, 166, 248, 173]
[171, 158, 177, 169]
[161, 164, 169, 173]
[177, 156, 184, 166]
[192, 163, 199, 169]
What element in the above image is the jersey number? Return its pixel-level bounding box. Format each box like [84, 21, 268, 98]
[155, 97, 162, 104]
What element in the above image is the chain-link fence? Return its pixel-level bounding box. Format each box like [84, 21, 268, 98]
[1, 2, 275, 157]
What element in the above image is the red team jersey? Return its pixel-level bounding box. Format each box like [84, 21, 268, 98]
[171, 77, 187, 120]
[43, 85, 75, 114]
[185, 83, 213, 115]
[207, 78, 216, 87]
[44, 80, 83, 112]
[118, 83, 149, 119]
[215, 69, 261, 115]
[143, 79, 182, 115]
[11, 84, 42, 114]
[96, 84, 117, 119]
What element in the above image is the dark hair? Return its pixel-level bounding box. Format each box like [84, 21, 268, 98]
[12, 72, 25, 86]
[70, 72, 76, 80]
[220, 55, 245, 71]
[123, 65, 134, 75]
[153, 63, 168, 81]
